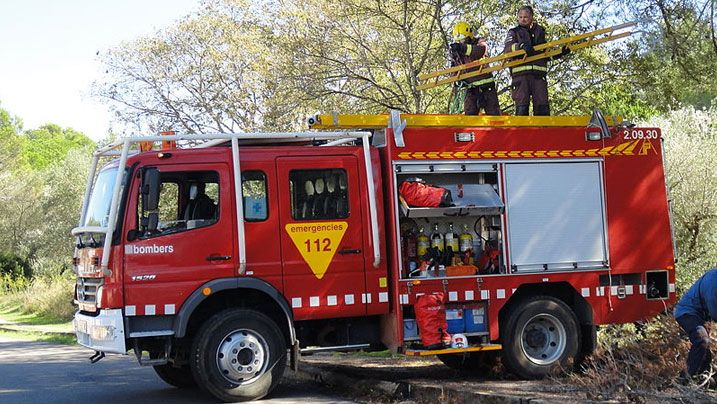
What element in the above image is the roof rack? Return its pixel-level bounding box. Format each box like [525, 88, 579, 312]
[72, 131, 381, 277]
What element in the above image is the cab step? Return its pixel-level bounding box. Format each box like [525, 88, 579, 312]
[404, 344, 502, 356]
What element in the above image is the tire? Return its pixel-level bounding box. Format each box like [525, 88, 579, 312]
[438, 351, 498, 374]
[500, 296, 579, 379]
[190, 309, 287, 402]
[153, 363, 195, 388]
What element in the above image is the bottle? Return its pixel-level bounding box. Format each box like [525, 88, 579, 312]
[445, 223, 459, 254]
[416, 226, 430, 259]
[459, 223, 473, 253]
[430, 223, 444, 251]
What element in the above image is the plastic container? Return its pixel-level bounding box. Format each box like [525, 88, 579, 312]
[446, 308, 465, 334]
[403, 318, 419, 339]
[464, 303, 487, 333]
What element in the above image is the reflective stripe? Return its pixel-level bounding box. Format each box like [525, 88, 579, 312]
[512, 65, 548, 73]
[467, 77, 495, 87]
[465, 44, 472, 56]
[512, 43, 519, 52]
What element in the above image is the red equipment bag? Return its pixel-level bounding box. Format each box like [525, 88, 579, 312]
[414, 292, 451, 349]
[399, 180, 453, 208]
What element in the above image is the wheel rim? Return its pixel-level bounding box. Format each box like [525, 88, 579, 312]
[519, 313, 566, 365]
[216, 328, 269, 384]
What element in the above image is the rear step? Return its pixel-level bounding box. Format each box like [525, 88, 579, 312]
[404, 344, 502, 356]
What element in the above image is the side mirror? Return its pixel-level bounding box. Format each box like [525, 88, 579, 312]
[142, 168, 161, 211]
[585, 108, 611, 141]
[146, 212, 159, 233]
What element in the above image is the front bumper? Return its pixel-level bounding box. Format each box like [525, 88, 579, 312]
[74, 309, 127, 354]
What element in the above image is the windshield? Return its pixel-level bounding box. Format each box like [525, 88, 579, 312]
[83, 168, 118, 227]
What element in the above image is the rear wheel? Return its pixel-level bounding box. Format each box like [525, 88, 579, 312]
[191, 309, 286, 402]
[438, 351, 498, 374]
[501, 296, 579, 379]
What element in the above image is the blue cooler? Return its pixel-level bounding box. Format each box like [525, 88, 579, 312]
[403, 318, 418, 339]
[446, 308, 465, 333]
[464, 303, 487, 333]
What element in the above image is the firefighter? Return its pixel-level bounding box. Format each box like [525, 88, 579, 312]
[503, 5, 569, 116]
[674, 268, 717, 382]
[449, 22, 500, 116]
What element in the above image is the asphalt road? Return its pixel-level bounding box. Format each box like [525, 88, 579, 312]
[0, 337, 356, 404]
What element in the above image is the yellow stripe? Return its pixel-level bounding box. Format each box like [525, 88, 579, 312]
[465, 44, 472, 56]
[397, 141, 651, 160]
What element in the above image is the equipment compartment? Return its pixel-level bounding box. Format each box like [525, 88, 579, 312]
[395, 165, 506, 280]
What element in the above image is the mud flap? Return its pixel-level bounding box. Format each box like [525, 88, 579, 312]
[290, 339, 300, 371]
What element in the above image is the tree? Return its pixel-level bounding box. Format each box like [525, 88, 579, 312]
[94, 0, 282, 134]
[646, 104, 717, 288]
[0, 104, 24, 172]
[22, 124, 94, 170]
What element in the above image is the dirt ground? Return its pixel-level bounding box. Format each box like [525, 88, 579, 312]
[300, 352, 717, 403]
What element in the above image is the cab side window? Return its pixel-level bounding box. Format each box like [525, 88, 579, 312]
[138, 170, 219, 238]
[242, 171, 268, 221]
[289, 169, 348, 220]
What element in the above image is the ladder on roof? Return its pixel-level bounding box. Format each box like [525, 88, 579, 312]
[71, 132, 382, 277]
[416, 21, 636, 91]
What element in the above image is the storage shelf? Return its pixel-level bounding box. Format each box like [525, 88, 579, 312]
[399, 183, 504, 218]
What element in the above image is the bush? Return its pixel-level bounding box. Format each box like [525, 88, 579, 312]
[2, 273, 75, 322]
[0, 273, 29, 295]
[0, 252, 31, 279]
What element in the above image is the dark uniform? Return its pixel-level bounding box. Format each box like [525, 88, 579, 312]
[504, 23, 562, 116]
[450, 37, 500, 116]
[674, 269, 717, 377]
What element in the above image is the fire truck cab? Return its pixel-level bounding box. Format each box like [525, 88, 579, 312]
[72, 111, 675, 402]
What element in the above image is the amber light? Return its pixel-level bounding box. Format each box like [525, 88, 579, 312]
[202, 287, 212, 296]
[160, 131, 177, 150]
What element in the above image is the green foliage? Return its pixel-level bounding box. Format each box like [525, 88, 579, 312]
[0, 104, 25, 172]
[21, 124, 94, 170]
[0, 253, 31, 279]
[643, 104, 717, 289]
[11, 273, 76, 322]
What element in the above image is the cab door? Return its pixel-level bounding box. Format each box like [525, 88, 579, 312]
[277, 156, 367, 320]
[123, 163, 235, 317]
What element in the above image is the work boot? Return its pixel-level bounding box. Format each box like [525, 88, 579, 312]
[515, 105, 530, 116]
[534, 104, 550, 116]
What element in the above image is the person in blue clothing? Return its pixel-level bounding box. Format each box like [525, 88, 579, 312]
[674, 268, 717, 378]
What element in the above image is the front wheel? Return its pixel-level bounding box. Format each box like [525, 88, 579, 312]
[501, 296, 579, 379]
[191, 309, 287, 402]
[153, 363, 195, 388]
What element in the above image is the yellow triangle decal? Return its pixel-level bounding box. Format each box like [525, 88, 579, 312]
[285, 222, 349, 280]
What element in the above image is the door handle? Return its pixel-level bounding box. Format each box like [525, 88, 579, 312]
[338, 248, 362, 255]
[206, 255, 232, 261]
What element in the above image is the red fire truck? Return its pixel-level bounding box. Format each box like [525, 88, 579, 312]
[72, 111, 675, 402]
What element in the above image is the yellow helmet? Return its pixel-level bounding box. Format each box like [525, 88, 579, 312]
[453, 21, 474, 41]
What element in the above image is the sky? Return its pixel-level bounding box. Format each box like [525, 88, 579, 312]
[0, 0, 201, 141]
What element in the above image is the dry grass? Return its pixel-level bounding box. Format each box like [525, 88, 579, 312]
[0, 273, 75, 322]
[560, 315, 717, 403]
